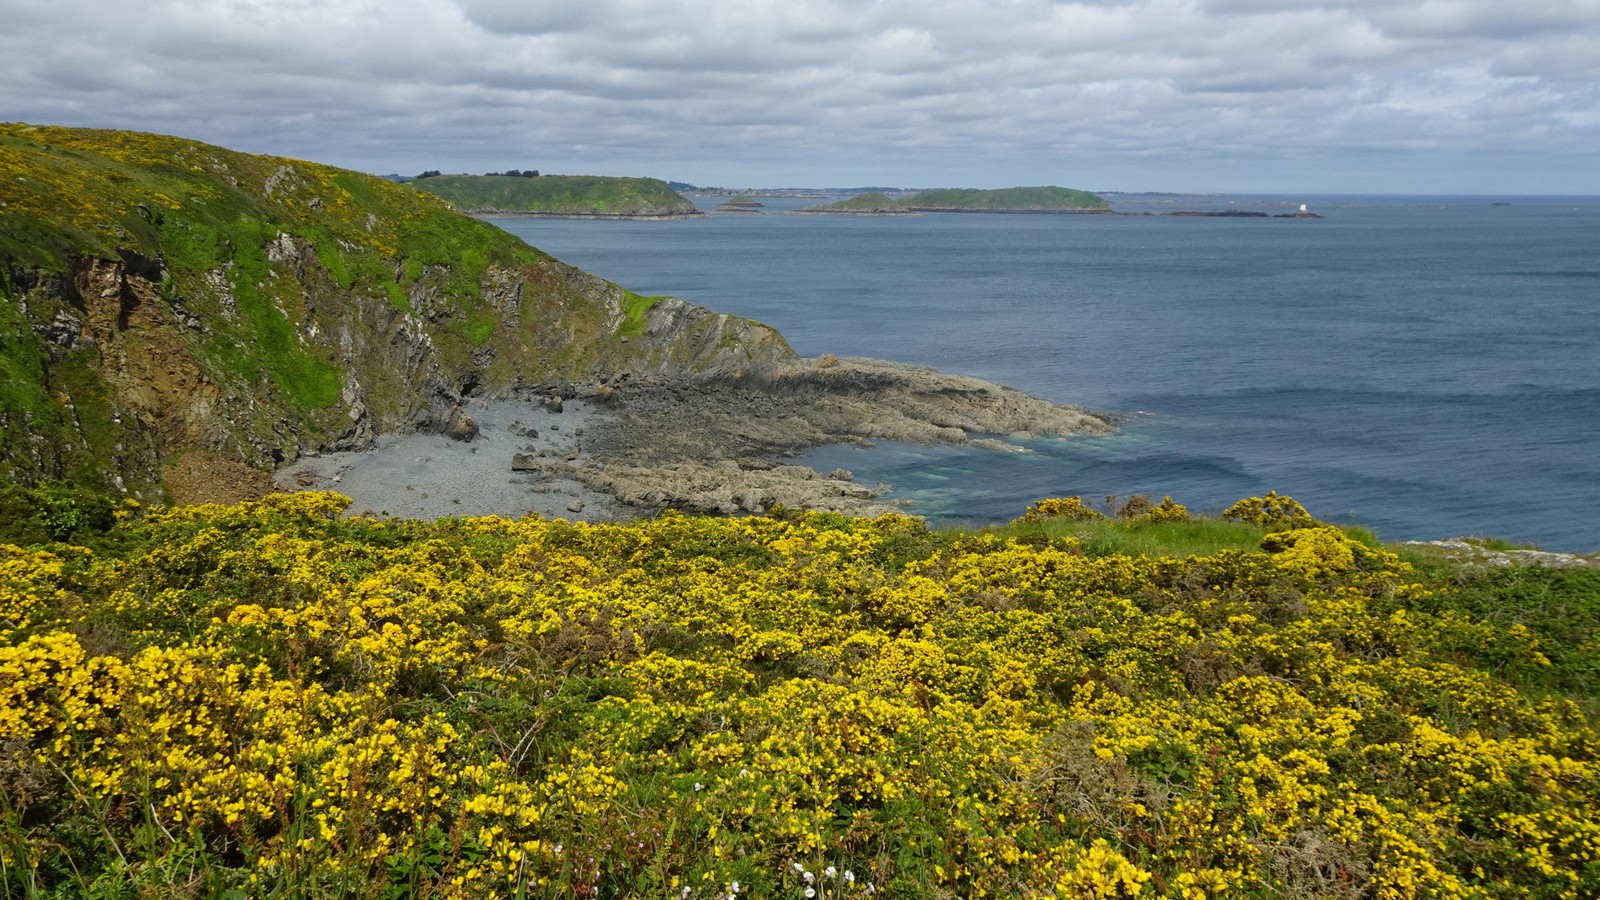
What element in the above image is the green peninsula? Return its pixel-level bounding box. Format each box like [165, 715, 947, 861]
[902, 185, 1109, 212]
[410, 173, 700, 218]
[800, 192, 915, 214]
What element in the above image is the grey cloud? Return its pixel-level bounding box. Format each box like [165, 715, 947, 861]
[0, 0, 1595, 191]
[1369, 1, 1600, 40]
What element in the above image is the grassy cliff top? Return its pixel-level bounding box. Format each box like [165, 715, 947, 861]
[0, 123, 544, 275]
[902, 185, 1109, 212]
[409, 173, 698, 216]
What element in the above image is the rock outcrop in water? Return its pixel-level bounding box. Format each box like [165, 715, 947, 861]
[572, 356, 1118, 517]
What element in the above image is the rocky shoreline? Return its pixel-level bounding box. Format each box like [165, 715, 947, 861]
[276, 357, 1118, 522]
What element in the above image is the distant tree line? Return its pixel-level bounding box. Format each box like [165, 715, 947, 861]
[412, 169, 540, 179]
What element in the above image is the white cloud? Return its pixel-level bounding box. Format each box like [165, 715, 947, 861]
[0, 0, 1595, 191]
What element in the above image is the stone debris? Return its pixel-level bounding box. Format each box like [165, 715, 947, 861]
[1401, 540, 1596, 569]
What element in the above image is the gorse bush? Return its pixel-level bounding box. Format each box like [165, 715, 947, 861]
[1019, 496, 1104, 522]
[1223, 490, 1321, 530]
[1, 493, 1596, 898]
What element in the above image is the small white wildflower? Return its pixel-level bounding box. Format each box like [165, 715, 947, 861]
[804, 890, 815, 899]
[804, 871, 815, 884]
[694, 782, 704, 791]
[553, 843, 563, 854]
[731, 881, 740, 894]
[844, 871, 855, 884]
[681, 888, 691, 898]
[793, 863, 805, 873]
[825, 866, 837, 879]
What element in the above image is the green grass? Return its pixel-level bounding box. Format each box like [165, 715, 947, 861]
[986, 515, 1275, 558]
[458, 314, 497, 347]
[619, 291, 667, 336]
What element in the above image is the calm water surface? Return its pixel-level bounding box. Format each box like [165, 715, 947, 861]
[491, 195, 1600, 551]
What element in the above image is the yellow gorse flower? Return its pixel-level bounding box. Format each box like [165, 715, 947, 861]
[0, 492, 1594, 897]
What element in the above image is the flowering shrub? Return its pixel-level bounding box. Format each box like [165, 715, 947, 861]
[1020, 496, 1104, 522]
[1222, 491, 1321, 530]
[1, 493, 1596, 897]
[1132, 496, 1190, 524]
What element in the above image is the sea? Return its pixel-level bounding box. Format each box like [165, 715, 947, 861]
[488, 194, 1600, 552]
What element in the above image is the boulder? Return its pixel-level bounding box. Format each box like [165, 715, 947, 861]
[446, 410, 479, 442]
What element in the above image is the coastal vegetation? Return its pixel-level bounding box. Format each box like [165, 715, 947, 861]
[3, 126, 1595, 897]
[800, 193, 914, 215]
[901, 186, 1109, 213]
[0, 124, 788, 501]
[1, 490, 1595, 897]
[408, 174, 699, 217]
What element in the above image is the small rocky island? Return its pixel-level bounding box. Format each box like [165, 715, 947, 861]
[1162, 204, 1323, 219]
[714, 196, 766, 214]
[799, 192, 918, 215]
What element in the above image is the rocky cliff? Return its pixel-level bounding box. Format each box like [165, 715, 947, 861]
[0, 124, 792, 498]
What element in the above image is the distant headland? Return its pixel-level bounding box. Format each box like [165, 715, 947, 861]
[798, 185, 1110, 215]
[408, 172, 702, 219]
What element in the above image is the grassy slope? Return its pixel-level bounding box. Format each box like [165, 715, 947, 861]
[411, 174, 698, 215]
[0, 123, 547, 393]
[902, 185, 1109, 211]
[0, 124, 543, 279]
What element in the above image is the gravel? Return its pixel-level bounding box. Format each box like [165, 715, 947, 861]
[274, 397, 628, 522]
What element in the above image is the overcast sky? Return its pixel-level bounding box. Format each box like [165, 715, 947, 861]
[3, 0, 1598, 193]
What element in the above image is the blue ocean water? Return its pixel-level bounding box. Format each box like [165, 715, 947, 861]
[491, 195, 1600, 551]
